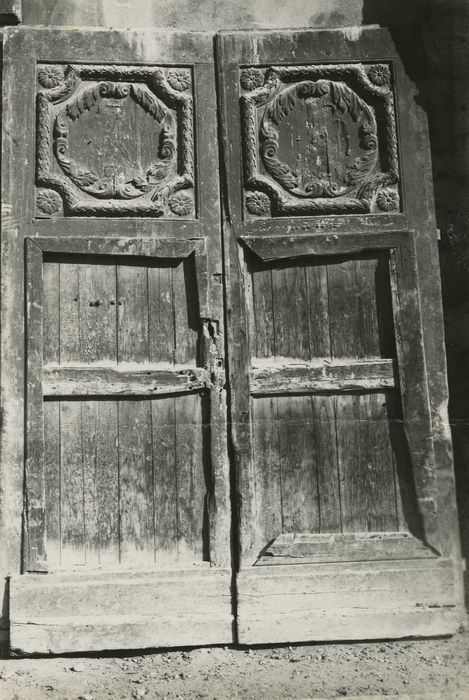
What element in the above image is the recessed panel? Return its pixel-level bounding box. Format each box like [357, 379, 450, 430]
[240, 63, 400, 218]
[36, 64, 195, 217]
[248, 251, 396, 362]
[43, 255, 199, 366]
[44, 393, 209, 569]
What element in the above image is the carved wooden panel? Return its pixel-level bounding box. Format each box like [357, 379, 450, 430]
[240, 63, 400, 218]
[36, 64, 195, 217]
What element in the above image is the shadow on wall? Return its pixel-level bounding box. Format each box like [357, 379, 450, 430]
[362, 0, 469, 595]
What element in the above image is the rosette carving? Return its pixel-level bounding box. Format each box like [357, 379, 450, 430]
[240, 62, 400, 217]
[36, 64, 195, 217]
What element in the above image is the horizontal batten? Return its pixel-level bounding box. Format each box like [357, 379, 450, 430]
[43, 365, 210, 397]
[250, 358, 396, 395]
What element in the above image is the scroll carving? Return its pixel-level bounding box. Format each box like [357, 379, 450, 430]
[240, 63, 400, 218]
[36, 64, 195, 217]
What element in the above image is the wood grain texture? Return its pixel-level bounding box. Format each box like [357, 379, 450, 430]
[10, 568, 232, 654]
[250, 359, 396, 394]
[258, 531, 437, 564]
[43, 365, 210, 396]
[237, 558, 458, 643]
[2, 25, 230, 654]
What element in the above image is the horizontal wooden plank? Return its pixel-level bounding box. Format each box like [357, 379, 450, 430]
[237, 607, 459, 645]
[237, 558, 459, 643]
[11, 614, 232, 655]
[10, 568, 232, 654]
[29, 236, 204, 259]
[257, 532, 437, 565]
[250, 359, 396, 395]
[43, 365, 210, 397]
[240, 232, 410, 262]
[239, 214, 409, 238]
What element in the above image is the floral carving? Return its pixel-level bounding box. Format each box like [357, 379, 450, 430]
[245, 191, 270, 216]
[36, 64, 195, 217]
[367, 64, 391, 87]
[37, 65, 65, 89]
[36, 189, 62, 216]
[168, 191, 193, 216]
[167, 69, 191, 92]
[240, 68, 264, 91]
[376, 187, 399, 211]
[240, 63, 400, 217]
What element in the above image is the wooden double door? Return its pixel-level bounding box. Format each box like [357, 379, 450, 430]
[2, 26, 463, 654]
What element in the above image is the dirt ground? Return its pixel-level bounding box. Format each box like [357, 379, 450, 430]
[1, 632, 469, 700]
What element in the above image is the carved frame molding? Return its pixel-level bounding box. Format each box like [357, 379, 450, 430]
[240, 63, 400, 217]
[36, 64, 195, 217]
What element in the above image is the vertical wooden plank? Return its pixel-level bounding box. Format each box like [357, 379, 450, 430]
[42, 262, 60, 365]
[358, 393, 399, 532]
[386, 392, 424, 537]
[305, 261, 331, 359]
[117, 264, 149, 363]
[78, 263, 117, 363]
[59, 263, 81, 363]
[148, 265, 175, 365]
[374, 252, 397, 358]
[251, 264, 275, 359]
[277, 396, 319, 533]
[95, 401, 120, 565]
[173, 260, 198, 366]
[356, 256, 381, 358]
[118, 400, 154, 565]
[60, 401, 85, 568]
[175, 393, 206, 562]
[271, 265, 310, 360]
[43, 401, 61, 568]
[312, 395, 342, 533]
[151, 397, 178, 562]
[390, 241, 439, 549]
[336, 393, 361, 532]
[328, 258, 361, 359]
[25, 240, 47, 571]
[81, 400, 99, 566]
[251, 396, 282, 554]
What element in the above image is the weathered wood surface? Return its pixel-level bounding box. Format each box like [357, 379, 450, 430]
[250, 392, 407, 551]
[257, 532, 437, 565]
[10, 568, 233, 654]
[241, 231, 409, 261]
[1, 29, 231, 656]
[250, 359, 396, 394]
[218, 23, 464, 644]
[237, 558, 458, 643]
[43, 365, 210, 396]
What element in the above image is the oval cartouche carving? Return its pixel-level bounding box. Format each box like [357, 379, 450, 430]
[36, 64, 195, 217]
[240, 63, 400, 217]
[260, 80, 378, 200]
